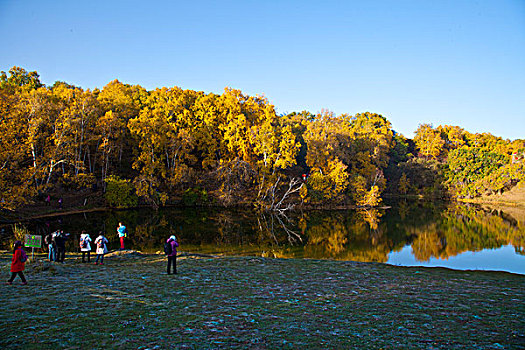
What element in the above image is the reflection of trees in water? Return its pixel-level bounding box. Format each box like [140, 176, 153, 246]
[397, 200, 409, 220]
[357, 208, 384, 246]
[410, 226, 445, 261]
[215, 212, 242, 245]
[300, 210, 392, 262]
[280, 203, 524, 262]
[448, 205, 525, 254]
[257, 212, 303, 246]
[357, 208, 382, 231]
[8, 201, 524, 262]
[306, 215, 348, 256]
[407, 203, 525, 261]
[254, 212, 305, 258]
[133, 216, 170, 251]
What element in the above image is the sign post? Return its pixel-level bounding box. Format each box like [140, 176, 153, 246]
[24, 234, 42, 260]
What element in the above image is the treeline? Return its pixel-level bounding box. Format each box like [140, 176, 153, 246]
[0, 67, 524, 210]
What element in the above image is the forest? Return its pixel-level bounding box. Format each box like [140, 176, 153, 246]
[1, 66, 524, 212]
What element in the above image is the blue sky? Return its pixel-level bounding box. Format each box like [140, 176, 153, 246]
[1, 0, 524, 140]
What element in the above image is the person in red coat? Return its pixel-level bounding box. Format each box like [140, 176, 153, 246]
[6, 241, 27, 285]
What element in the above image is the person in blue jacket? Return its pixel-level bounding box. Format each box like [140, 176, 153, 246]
[117, 222, 128, 250]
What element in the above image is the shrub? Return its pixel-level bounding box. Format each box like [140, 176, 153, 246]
[104, 175, 138, 208]
[182, 187, 208, 206]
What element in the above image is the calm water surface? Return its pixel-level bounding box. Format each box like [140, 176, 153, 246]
[2, 200, 524, 274]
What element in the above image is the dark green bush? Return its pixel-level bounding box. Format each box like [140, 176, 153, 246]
[182, 187, 208, 206]
[105, 175, 138, 208]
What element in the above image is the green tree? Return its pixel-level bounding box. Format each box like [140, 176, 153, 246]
[0, 66, 43, 91]
[104, 175, 138, 208]
[445, 147, 507, 197]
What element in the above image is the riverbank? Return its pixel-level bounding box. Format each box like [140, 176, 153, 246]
[458, 183, 525, 224]
[459, 182, 525, 208]
[0, 189, 107, 223]
[1, 251, 523, 349]
[3, 182, 524, 225]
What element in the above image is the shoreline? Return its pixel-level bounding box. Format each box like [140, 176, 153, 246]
[2, 202, 389, 224]
[458, 197, 525, 209]
[3, 197, 524, 224]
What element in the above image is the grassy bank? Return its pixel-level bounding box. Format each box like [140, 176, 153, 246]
[459, 182, 525, 209]
[1, 251, 524, 349]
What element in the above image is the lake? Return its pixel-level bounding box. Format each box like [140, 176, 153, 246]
[2, 200, 524, 274]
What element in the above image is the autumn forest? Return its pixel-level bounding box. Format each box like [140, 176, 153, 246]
[1, 67, 524, 212]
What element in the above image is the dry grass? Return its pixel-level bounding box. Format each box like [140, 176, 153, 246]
[461, 181, 525, 209]
[1, 251, 524, 349]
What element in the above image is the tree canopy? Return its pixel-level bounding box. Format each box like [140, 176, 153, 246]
[1, 66, 523, 210]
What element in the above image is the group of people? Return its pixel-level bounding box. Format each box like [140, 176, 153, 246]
[44, 230, 70, 263]
[43, 222, 128, 264]
[6, 222, 180, 285]
[76, 222, 128, 264]
[78, 231, 109, 264]
[78, 227, 179, 273]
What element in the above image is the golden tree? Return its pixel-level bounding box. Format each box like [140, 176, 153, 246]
[414, 123, 445, 159]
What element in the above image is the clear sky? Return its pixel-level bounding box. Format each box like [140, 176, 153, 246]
[1, 0, 524, 140]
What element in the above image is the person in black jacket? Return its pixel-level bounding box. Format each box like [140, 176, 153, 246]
[54, 230, 69, 263]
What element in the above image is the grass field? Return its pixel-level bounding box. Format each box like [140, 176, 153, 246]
[1, 251, 524, 349]
[461, 181, 525, 210]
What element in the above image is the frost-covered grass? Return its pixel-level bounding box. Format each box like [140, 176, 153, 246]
[1, 251, 524, 349]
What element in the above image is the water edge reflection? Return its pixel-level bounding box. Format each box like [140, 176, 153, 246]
[1, 201, 524, 274]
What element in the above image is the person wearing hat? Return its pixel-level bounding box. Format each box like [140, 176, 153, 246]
[6, 241, 28, 285]
[165, 235, 179, 275]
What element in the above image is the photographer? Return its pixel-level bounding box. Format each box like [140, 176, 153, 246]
[54, 230, 69, 263]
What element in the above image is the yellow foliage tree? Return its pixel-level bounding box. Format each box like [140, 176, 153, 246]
[414, 123, 445, 159]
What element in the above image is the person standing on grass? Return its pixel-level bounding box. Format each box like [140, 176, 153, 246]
[79, 231, 92, 263]
[117, 222, 128, 250]
[6, 241, 28, 285]
[54, 230, 68, 263]
[165, 235, 179, 275]
[94, 232, 108, 265]
[45, 232, 56, 261]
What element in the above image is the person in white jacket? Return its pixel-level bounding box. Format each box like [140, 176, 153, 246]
[94, 232, 109, 265]
[79, 231, 92, 263]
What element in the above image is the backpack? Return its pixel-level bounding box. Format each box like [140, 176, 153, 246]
[97, 238, 105, 250]
[80, 237, 87, 249]
[20, 249, 28, 263]
[164, 241, 172, 255]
